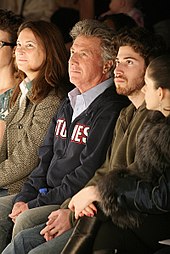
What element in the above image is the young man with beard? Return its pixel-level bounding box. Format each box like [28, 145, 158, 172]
[2, 27, 166, 254]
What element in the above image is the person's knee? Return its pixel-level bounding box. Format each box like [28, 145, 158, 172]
[16, 209, 33, 226]
[29, 247, 42, 254]
[0, 195, 15, 218]
[2, 230, 27, 254]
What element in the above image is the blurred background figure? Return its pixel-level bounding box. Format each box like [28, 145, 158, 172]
[0, 9, 23, 145]
[51, 0, 94, 48]
[0, 0, 57, 21]
[0, 0, 110, 50]
[1, 0, 170, 50]
[99, 13, 138, 31]
[51, 0, 111, 47]
[101, 0, 144, 27]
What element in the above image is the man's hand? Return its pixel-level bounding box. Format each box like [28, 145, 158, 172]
[40, 209, 71, 241]
[9, 202, 29, 223]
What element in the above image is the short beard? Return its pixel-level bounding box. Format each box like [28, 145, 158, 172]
[115, 78, 145, 97]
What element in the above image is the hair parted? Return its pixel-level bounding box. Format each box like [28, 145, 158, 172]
[11, 20, 69, 105]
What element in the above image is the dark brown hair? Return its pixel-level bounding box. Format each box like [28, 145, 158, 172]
[113, 27, 167, 67]
[11, 20, 69, 105]
[147, 54, 170, 91]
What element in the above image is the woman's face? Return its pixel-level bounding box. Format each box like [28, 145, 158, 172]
[142, 70, 160, 110]
[15, 28, 46, 80]
[0, 30, 14, 70]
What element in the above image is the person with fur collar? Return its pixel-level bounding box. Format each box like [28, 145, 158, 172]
[97, 54, 170, 229]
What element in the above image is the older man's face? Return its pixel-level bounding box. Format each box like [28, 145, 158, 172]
[69, 35, 109, 93]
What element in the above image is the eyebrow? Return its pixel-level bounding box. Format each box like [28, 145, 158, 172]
[17, 40, 37, 44]
[116, 56, 138, 61]
[71, 46, 91, 52]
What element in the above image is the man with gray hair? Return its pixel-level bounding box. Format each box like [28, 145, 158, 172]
[0, 19, 129, 253]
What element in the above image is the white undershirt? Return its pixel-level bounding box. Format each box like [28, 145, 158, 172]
[19, 77, 31, 107]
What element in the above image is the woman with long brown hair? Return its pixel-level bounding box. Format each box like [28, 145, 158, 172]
[0, 20, 69, 196]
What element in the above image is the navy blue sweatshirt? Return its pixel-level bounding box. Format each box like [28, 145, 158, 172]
[14, 85, 129, 208]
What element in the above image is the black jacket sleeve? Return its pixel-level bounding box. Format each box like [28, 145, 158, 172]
[97, 167, 170, 229]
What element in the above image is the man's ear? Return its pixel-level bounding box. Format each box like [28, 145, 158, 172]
[103, 60, 114, 74]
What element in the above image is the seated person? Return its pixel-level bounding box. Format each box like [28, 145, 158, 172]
[0, 9, 23, 144]
[0, 20, 68, 196]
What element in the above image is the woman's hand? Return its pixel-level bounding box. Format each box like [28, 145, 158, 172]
[68, 186, 100, 219]
[78, 203, 97, 218]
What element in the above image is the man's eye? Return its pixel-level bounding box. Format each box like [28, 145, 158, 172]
[127, 60, 133, 64]
[80, 52, 87, 56]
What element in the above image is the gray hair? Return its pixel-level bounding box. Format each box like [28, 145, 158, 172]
[70, 19, 116, 64]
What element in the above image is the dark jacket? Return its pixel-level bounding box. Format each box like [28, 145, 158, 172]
[98, 111, 170, 229]
[14, 85, 129, 208]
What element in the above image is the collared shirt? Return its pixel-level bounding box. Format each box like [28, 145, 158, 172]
[68, 78, 113, 122]
[19, 78, 32, 107]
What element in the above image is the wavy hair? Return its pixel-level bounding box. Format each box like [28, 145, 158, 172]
[70, 19, 116, 74]
[113, 27, 167, 67]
